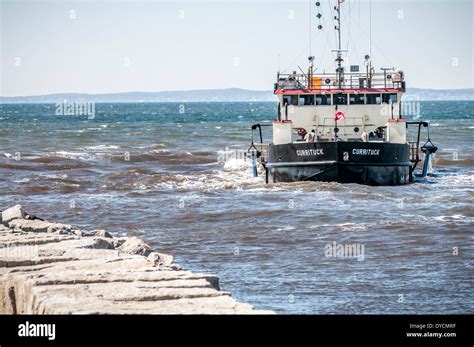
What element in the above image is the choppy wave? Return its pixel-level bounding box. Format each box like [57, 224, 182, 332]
[1, 101, 473, 314]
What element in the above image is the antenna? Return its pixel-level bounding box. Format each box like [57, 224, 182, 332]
[308, 1, 324, 88]
[309, 0, 312, 58]
[337, 1, 342, 52]
[369, 0, 372, 58]
[363, 0, 373, 88]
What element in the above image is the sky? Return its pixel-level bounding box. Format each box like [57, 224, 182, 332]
[0, 0, 472, 96]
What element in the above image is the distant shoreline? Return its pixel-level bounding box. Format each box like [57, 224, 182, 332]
[1, 99, 474, 105]
[1, 87, 473, 103]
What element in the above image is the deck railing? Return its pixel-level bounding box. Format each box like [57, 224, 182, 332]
[276, 71, 404, 91]
[255, 143, 269, 162]
[409, 141, 420, 163]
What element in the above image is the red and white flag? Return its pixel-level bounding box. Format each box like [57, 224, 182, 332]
[335, 110, 346, 122]
[339, 0, 345, 3]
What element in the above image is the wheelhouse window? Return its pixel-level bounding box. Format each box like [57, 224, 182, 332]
[333, 93, 348, 105]
[382, 93, 398, 104]
[315, 94, 331, 105]
[349, 94, 366, 105]
[283, 95, 298, 106]
[299, 94, 315, 106]
[366, 94, 381, 104]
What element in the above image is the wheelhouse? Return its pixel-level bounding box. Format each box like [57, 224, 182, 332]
[274, 69, 406, 144]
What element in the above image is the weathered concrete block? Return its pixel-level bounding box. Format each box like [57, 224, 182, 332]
[118, 236, 152, 256]
[82, 237, 115, 250]
[93, 230, 113, 238]
[1, 205, 25, 225]
[112, 239, 125, 248]
[147, 252, 173, 267]
[8, 219, 71, 234]
[0, 205, 273, 314]
[47, 223, 72, 234]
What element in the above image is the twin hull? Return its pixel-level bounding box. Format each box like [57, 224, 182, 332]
[265, 142, 411, 185]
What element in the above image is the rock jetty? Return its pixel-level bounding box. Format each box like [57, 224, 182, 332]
[0, 205, 271, 314]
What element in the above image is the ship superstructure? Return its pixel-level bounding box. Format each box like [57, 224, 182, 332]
[248, 0, 436, 185]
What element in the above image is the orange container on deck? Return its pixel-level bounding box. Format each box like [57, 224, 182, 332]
[310, 76, 322, 89]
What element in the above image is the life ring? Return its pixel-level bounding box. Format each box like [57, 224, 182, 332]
[335, 111, 346, 121]
[297, 128, 307, 137]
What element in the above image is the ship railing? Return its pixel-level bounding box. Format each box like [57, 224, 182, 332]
[406, 121, 429, 170]
[248, 123, 272, 163]
[409, 141, 420, 162]
[246, 142, 269, 164]
[255, 143, 269, 162]
[275, 71, 404, 91]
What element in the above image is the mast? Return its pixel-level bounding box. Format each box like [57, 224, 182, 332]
[334, 0, 344, 139]
[308, 0, 313, 88]
[334, 0, 344, 88]
[309, 0, 312, 58]
[337, 0, 342, 52]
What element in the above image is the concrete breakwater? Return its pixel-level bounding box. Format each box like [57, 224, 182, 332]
[0, 205, 271, 314]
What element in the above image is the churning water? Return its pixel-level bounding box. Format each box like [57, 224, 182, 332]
[1, 101, 472, 314]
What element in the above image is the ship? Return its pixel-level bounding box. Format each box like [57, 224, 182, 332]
[247, 0, 437, 185]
